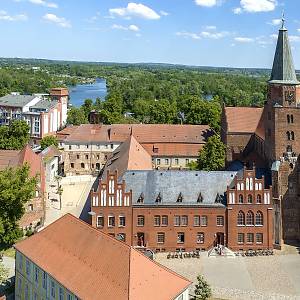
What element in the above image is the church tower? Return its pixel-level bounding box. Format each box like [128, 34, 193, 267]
[265, 17, 300, 245]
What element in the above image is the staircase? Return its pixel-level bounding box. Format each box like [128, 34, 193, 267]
[208, 246, 235, 258]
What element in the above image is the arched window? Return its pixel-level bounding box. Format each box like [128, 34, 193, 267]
[237, 211, 245, 226]
[246, 211, 254, 226]
[287, 115, 290, 124]
[238, 194, 243, 204]
[256, 211, 263, 226]
[291, 131, 295, 140]
[247, 194, 253, 204]
[287, 131, 291, 141]
[256, 194, 262, 204]
[81, 163, 85, 169]
[291, 115, 294, 123]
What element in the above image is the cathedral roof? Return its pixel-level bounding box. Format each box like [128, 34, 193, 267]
[269, 23, 299, 85]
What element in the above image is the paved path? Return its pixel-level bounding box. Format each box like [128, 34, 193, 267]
[156, 254, 300, 300]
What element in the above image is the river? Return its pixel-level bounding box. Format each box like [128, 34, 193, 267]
[69, 78, 107, 107]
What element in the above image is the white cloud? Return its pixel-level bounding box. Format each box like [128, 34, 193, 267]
[43, 13, 71, 28]
[0, 10, 28, 21]
[112, 24, 140, 32]
[176, 31, 201, 40]
[200, 30, 229, 39]
[234, 0, 277, 14]
[297, 29, 300, 33]
[289, 35, 300, 43]
[176, 27, 230, 40]
[109, 3, 160, 20]
[195, 0, 217, 7]
[270, 33, 278, 39]
[268, 18, 281, 26]
[205, 25, 217, 30]
[29, 0, 58, 8]
[234, 37, 255, 43]
[160, 10, 169, 16]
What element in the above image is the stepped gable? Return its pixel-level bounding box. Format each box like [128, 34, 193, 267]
[15, 214, 191, 300]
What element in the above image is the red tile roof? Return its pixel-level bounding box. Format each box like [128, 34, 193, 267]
[15, 214, 191, 300]
[224, 107, 264, 137]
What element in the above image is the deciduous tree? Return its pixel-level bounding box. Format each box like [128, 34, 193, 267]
[40, 135, 58, 151]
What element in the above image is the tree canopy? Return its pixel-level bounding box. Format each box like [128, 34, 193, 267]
[0, 164, 37, 247]
[194, 275, 212, 300]
[40, 135, 58, 151]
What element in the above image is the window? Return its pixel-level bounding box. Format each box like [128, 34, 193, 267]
[162, 215, 168, 226]
[67, 294, 73, 300]
[291, 131, 295, 140]
[51, 281, 55, 298]
[246, 211, 254, 226]
[25, 284, 29, 300]
[86, 144, 89, 149]
[256, 194, 262, 204]
[137, 215, 145, 226]
[28, 204, 34, 211]
[154, 215, 161, 226]
[97, 216, 104, 228]
[108, 216, 115, 227]
[71, 163, 74, 169]
[117, 233, 126, 242]
[155, 193, 162, 203]
[157, 233, 165, 244]
[255, 211, 263, 226]
[26, 260, 30, 276]
[59, 287, 64, 300]
[85, 155, 89, 160]
[181, 215, 188, 226]
[247, 233, 254, 243]
[177, 192, 183, 203]
[76, 155, 80, 159]
[197, 232, 204, 244]
[119, 216, 126, 227]
[174, 215, 181, 226]
[157, 159, 161, 165]
[237, 211, 245, 226]
[175, 158, 179, 165]
[81, 163, 85, 169]
[256, 233, 263, 244]
[110, 144, 114, 149]
[69, 145, 72, 150]
[177, 232, 185, 243]
[287, 114, 291, 124]
[185, 159, 190, 165]
[194, 215, 200, 227]
[18, 253, 23, 270]
[291, 115, 294, 123]
[238, 233, 244, 244]
[216, 216, 224, 226]
[35, 267, 39, 284]
[42, 271, 47, 289]
[201, 215, 208, 226]
[76, 144, 80, 149]
[238, 194, 243, 204]
[247, 194, 253, 203]
[165, 158, 169, 165]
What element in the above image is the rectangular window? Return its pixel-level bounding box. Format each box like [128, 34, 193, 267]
[217, 216, 224, 226]
[185, 159, 190, 165]
[71, 163, 74, 169]
[137, 215, 145, 226]
[18, 253, 23, 270]
[67, 294, 73, 300]
[26, 260, 30, 276]
[119, 216, 126, 227]
[194, 215, 200, 227]
[238, 233, 244, 244]
[110, 144, 114, 149]
[86, 144, 89, 149]
[85, 155, 89, 160]
[97, 216, 104, 228]
[174, 215, 180, 226]
[175, 158, 179, 165]
[108, 216, 115, 227]
[69, 145, 72, 150]
[165, 158, 169, 165]
[256, 233, 263, 244]
[76, 154, 80, 159]
[181, 215, 188, 226]
[157, 158, 161, 165]
[51, 281, 55, 298]
[42, 271, 47, 289]
[177, 232, 185, 243]
[201, 216, 208, 226]
[247, 233, 254, 243]
[157, 233, 165, 244]
[35, 267, 39, 284]
[59, 287, 64, 300]
[161, 215, 168, 226]
[197, 232, 205, 244]
[154, 215, 161, 226]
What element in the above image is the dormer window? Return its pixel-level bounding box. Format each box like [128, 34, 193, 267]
[137, 193, 144, 204]
[177, 192, 183, 203]
[197, 193, 203, 203]
[215, 193, 222, 204]
[156, 193, 162, 203]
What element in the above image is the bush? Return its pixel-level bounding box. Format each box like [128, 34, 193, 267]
[194, 275, 212, 300]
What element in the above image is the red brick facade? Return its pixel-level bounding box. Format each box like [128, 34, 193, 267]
[90, 169, 273, 252]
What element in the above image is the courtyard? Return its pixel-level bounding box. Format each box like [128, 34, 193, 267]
[156, 252, 300, 300]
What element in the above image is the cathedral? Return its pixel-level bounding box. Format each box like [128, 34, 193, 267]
[222, 18, 300, 248]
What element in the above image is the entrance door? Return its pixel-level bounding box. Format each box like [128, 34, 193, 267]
[216, 233, 224, 246]
[137, 233, 145, 247]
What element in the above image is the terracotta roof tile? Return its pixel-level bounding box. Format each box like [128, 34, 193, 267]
[15, 214, 191, 300]
[224, 107, 264, 135]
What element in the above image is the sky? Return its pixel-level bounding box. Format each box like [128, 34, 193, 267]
[0, 0, 300, 68]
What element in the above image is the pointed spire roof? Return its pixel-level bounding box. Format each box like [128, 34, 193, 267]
[269, 19, 299, 85]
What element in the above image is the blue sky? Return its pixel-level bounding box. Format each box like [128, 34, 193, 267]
[1, 0, 300, 68]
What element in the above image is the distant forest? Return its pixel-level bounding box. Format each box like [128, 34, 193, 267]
[1, 57, 298, 132]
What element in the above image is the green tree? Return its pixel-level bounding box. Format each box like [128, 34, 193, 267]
[0, 262, 9, 285]
[197, 135, 225, 171]
[149, 100, 177, 124]
[194, 275, 212, 300]
[40, 135, 58, 150]
[0, 164, 37, 247]
[66, 107, 88, 125]
[0, 120, 30, 150]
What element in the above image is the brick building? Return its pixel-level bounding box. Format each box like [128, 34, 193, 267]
[58, 124, 212, 176]
[221, 20, 300, 246]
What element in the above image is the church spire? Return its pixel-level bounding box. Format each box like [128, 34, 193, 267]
[269, 16, 299, 84]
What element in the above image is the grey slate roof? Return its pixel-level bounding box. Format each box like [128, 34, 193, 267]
[0, 95, 37, 108]
[31, 100, 58, 110]
[122, 170, 237, 207]
[269, 26, 299, 84]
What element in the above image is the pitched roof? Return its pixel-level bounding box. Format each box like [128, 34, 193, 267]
[63, 124, 211, 144]
[40, 145, 61, 161]
[224, 107, 264, 135]
[0, 95, 37, 108]
[122, 170, 237, 207]
[269, 26, 299, 84]
[105, 135, 152, 178]
[15, 214, 191, 300]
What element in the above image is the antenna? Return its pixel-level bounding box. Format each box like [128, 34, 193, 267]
[281, 10, 285, 29]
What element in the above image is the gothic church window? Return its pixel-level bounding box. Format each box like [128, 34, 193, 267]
[238, 194, 243, 204]
[237, 211, 245, 226]
[246, 211, 254, 226]
[247, 195, 253, 204]
[255, 211, 263, 226]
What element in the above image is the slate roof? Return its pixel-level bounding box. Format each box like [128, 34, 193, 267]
[15, 214, 191, 300]
[0, 95, 37, 108]
[122, 170, 237, 207]
[269, 26, 299, 84]
[31, 100, 58, 110]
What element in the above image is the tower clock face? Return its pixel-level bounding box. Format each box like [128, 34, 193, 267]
[285, 90, 296, 103]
